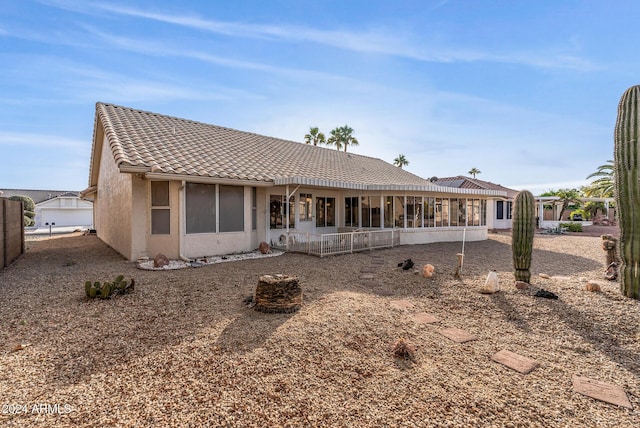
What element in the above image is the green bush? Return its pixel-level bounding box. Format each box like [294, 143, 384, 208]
[560, 222, 583, 232]
[23, 215, 34, 227]
[10, 195, 35, 226]
[570, 208, 588, 220]
[9, 195, 35, 212]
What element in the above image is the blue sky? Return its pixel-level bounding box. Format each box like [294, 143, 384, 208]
[0, 0, 636, 194]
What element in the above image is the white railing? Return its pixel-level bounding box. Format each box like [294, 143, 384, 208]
[276, 230, 399, 257]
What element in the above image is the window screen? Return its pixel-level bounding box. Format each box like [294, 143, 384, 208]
[219, 185, 244, 232]
[186, 182, 216, 234]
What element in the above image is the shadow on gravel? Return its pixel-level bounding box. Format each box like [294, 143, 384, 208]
[215, 309, 295, 354]
[544, 297, 640, 376]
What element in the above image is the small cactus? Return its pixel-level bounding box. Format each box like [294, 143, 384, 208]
[512, 190, 535, 283]
[85, 275, 135, 299]
[100, 282, 112, 299]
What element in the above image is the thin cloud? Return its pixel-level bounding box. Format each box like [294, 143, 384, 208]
[77, 1, 599, 71]
[81, 26, 350, 83]
[0, 132, 85, 148]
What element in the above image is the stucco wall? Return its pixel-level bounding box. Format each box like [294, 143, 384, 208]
[141, 179, 181, 261]
[399, 227, 487, 245]
[95, 127, 133, 260]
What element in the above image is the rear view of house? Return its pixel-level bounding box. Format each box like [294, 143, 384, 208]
[82, 103, 505, 261]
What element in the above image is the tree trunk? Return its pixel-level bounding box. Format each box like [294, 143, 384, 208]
[254, 274, 302, 313]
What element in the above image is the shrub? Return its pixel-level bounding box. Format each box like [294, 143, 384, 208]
[560, 222, 582, 232]
[570, 209, 588, 220]
[9, 195, 35, 226]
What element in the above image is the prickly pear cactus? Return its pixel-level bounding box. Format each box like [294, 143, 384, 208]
[89, 283, 98, 298]
[100, 283, 112, 299]
[614, 85, 640, 299]
[84, 275, 135, 299]
[512, 190, 535, 283]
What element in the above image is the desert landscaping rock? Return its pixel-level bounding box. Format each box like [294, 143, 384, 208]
[1, 228, 639, 427]
[411, 312, 440, 324]
[153, 253, 170, 268]
[438, 327, 478, 343]
[389, 299, 414, 310]
[491, 350, 539, 374]
[572, 376, 633, 409]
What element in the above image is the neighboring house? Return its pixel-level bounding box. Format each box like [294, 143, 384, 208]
[34, 192, 93, 227]
[434, 176, 519, 230]
[0, 189, 93, 227]
[81, 103, 506, 261]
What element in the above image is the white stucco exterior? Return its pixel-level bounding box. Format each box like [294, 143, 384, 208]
[35, 195, 93, 227]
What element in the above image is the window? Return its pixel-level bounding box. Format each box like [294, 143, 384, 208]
[316, 197, 335, 227]
[481, 200, 487, 225]
[186, 183, 216, 234]
[458, 198, 466, 226]
[436, 198, 449, 227]
[394, 196, 404, 227]
[219, 185, 244, 232]
[186, 183, 245, 234]
[496, 200, 504, 220]
[450, 198, 459, 227]
[496, 201, 513, 220]
[251, 187, 257, 230]
[299, 193, 312, 222]
[406, 196, 422, 228]
[470, 199, 479, 226]
[345, 197, 358, 227]
[151, 181, 170, 234]
[384, 196, 394, 228]
[370, 196, 381, 228]
[360, 196, 371, 227]
[270, 195, 295, 229]
[424, 197, 435, 227]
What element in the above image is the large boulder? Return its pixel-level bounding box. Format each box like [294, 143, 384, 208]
[480, 271, 499, 294]
[259, 241, 272, 254]
[153, 253, 170, 268]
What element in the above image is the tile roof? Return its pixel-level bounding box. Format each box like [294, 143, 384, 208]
[435, 176, 519, 198]
[90, 103, 505, 195]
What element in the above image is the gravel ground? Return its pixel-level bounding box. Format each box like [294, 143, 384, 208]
[1, 226, 639, 427]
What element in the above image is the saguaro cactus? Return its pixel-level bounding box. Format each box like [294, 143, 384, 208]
[614, 85, 640, 299]
[512, 190, 535, 283]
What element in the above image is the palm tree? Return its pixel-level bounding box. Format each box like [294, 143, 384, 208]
[394, 154, 409, 168]
[468, 167, 481, 178]
[327, 127, 343, 151]
[327, 125, 359, 152]
[541, 188, 582, 221]
[304, 126, 326, 146]
[584, 160, 614, 198]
